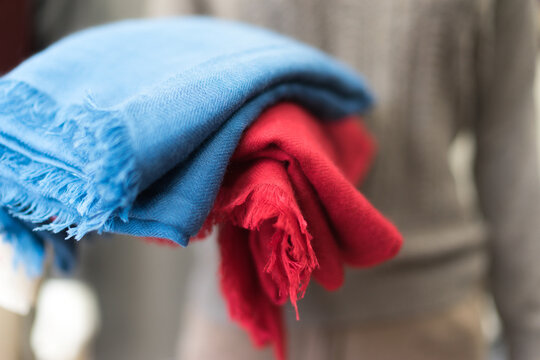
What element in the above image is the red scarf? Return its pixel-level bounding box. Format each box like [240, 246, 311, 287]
[149, 102, 401, 358]
[200, 103, 401, 359]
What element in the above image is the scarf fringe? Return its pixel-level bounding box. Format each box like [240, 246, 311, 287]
[0, 80, 139, 240]
[207, 183, 319, 320]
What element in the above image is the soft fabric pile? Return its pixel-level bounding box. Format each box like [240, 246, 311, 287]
[201, 103, 401, 359]
[0, 17, 402, 359]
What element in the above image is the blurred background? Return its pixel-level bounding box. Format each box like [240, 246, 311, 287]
[1, 0, 540, 359]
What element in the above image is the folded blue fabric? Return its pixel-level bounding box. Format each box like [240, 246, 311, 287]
[0, 17, 373, 273]
[0, 209, 45, 276]
[0, 209, 76, 276]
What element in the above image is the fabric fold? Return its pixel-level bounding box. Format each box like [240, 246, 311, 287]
[0, 15, 402, 358]
[0, 17, 374, 261]
[0, 21, 402, 355]
[197, 103, 402, 359]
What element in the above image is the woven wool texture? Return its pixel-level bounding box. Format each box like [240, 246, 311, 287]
[0, 17, 378, 273]
[148, 103, 401, 359]
[205, 103, 401, 359]
[0, 16, 402, 358]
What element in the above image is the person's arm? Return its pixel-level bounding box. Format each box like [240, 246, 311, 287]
[474, 0, 540, 358]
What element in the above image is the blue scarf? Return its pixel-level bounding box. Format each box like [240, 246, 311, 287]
[0, 17, 373, 274]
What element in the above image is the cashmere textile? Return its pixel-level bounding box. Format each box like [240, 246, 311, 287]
[31, 2, 540, 359]
[0, 0, 75, 275]
[207, 103, 400, 358]
[0, 17, 388, 277]
[149, 103, 401, 358]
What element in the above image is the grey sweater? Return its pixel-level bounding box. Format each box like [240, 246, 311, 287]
[35, 0, 540, 358]
[177, 1, 540, 358]
[171, 0, 540, 356]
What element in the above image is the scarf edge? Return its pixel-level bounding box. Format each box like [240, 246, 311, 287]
[0, 80, 140, 240]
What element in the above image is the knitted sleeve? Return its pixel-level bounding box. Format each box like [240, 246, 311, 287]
[473, 0, 540, 359]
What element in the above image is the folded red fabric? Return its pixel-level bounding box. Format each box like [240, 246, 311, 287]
[198, 102, 402, 359]
[147, 102, 401, 358]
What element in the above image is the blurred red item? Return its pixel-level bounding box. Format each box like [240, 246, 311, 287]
[0, 0, 31, 74]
